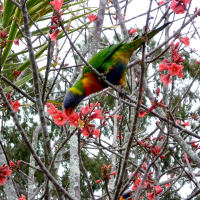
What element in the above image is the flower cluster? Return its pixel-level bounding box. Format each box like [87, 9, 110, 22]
[68, 103, 104, 138]
[158, 1, 166, 5]
[129, 171, 164, 200]
[170, 0, 190, 14]
[182, 153, 192, 164]
[147, 185, 163, 200]
[128, 28, 137, 35]
[46, 103, 68, 126]
[47, 102, 104, 138]
[159, 41, 184, 86]
[49, 0, 63, 43]
[0, 29, 7, 48]
[88, 13, 98, 22]
[179, 36, 190, 46]
[18, 195, 26, 200]
[10, 160, 21, 170]
[0, 29, 20, 48]
[138, 135, 166, 160]
[95, 164, 116, 184]
[0, 164, 12, 185]
[3, 93, 21, 112]
[177, 120, 190, 127]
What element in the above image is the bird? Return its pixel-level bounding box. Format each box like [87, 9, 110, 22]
[119, 192, 133, 200]
[64, 23, 169, 115]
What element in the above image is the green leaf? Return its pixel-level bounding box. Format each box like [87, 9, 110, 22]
[1, 7, 21, 66]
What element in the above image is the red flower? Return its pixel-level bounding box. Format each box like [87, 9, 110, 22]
[46, 103, 58, 115]
[154, 185, 163, 195]
[148, 105, 156, 112]
[148, 100, 166, 112]
[50, 25, 58, 30]
[0, 29, 7, 38]
[14, 38, 19, 45]
[170, 0, 190, 14]
[81, 105, 92, 115]
[68, 112, 82, 127]
[179, 36, 190, 46]
[165, 183, 171, 187]
[158, 1, 166, 5]
[110, 171, 117, 176]
[48, 29, 59, 43]
[0, 165, 12, 185]
[7, 93, 11, 101]
[168, 63, 183, 76]
[147, 192, 154, 200]
[10, 160, 21, 169]
[18, 160, 21, 168]
[11, 100, 21, 112]
[88, 14, 98, 22]
[52, 110, 68, 126]
[182, 153, 192, 164]
[161, 74, 171, 86]
[51, 16, 58, 24]
[156, 88, 160, 96]
[89, 109, 104, 120]
[159, 59, 170, 71]
[50, 0, 63, 11]
[128, 28, 137, 35]
[182, 121, 190, 127]
[139, 110, 147, 118]
[142, 162, 147, 170]
[18, 195, 26, 200]
[151, 145, 162, 156]
[93, 129, 100, 138]
[101, 164, 112, 180]
[10, 161, 16, 168]
[138, 140, 147, 147]
[177, 120, 190, 127]
[13, 70, 21, 77]
[95, 179, 102, 184]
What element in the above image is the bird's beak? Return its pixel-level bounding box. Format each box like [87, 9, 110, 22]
[64, 107, 75, 116]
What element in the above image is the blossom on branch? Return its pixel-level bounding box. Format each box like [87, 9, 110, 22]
[128, 28, 137, 35]
[168, 63, 184, 76]
[50, 0, 63, 11]
[158, 1, 166, 5]
[139, 110, 147, 118]
[179, 36, 190, 46]
[52, 110, 68, 126]
[48, 29, 59, 43]
[88, 14, 98, 22]
[11, 100, 21, 112]
[154, 185, 163, 195]
[18, 195, 26, 200]
[170, 0, 190, 14]
[0, 165, 12, 185]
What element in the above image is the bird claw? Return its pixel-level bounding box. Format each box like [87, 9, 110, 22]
[98, 73, 106, 81]
[118, 88, 127, 98]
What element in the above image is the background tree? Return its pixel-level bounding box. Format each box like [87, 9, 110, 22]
[0, 0, 200, 200]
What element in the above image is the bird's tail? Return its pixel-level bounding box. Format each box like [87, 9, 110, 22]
[121, 22, 170, 52]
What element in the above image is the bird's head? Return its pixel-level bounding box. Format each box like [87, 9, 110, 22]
[64, 90, 85, 116]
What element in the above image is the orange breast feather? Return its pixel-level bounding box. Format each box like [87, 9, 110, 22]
[82, 72, 104, 96]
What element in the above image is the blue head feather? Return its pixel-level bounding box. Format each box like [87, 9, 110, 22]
[64, 90, 85, 111]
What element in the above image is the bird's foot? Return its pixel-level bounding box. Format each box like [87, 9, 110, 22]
[98, 73, 106, 82]
[118, 88, 127, 98]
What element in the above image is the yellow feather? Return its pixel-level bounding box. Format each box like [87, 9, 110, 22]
[69, 87, 83, 96]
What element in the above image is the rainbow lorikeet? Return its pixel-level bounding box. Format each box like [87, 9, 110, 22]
[119, 192, 133, 200]
[64, 23, 169, 115]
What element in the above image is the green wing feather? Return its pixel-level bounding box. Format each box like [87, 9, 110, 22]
[83, 22, 170, 74]
[83, 41, 124, 74]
